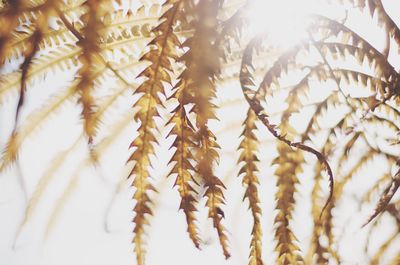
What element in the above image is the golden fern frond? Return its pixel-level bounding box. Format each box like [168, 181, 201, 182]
[0, 0, 29, 63]
[14, 135, 83, 243]
[101, 5, 161, 39]
[307, 162, 332, 264]
[312, 16, 399, 86]
[45, 108, 134, 240]
[127, 0, 188, 262]
[388, 254, 400, 265]
[301, 92, 343, 141]
[166, 102, 200, 247]
[0, 44, 80, 102]
[274, 85, 309, 264]
[0, 84, 77, 172]
[340, 148, 376, 187]
[159, 0, 202, 249]
[237, 109, 263, 265]
[317, 149, 376, 254]
[240, 35, 334, 212]
[347, 0, 400, 52]
[5, 0, 88, 63]
[312, 42, 398, 89]
[45, 170, 80, 239]
[370, 232, 398, 265]
[363, 173, 392, 203]
[0, 58, 134, 172]
[178, 0, 230, 258]
[273, 142, 305, 264]
[336, 131, 363, 173]
[5, 3, 160, 64]
[15, 26, 43, 126]
[70, 0, 113, 143]
[364, 174, 400, 226]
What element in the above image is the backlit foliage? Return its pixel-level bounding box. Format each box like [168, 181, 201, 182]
[1, 0, 400, 264]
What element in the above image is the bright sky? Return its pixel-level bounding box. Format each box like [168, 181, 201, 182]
[0, 0, 400, 265]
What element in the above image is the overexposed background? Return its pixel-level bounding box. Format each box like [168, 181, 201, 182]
[1, 0, 400, 264]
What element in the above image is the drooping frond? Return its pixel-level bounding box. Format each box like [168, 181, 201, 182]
[178, 0, 230, 258]
[307, 162, 332, 265]
[0, 0, 28, 63]
[370, 232, 399, 265]
[160, 0, 202, 249]
[127, 0, 188, 263]
[2, 1, 400, 265]
[237, 109, 263, 265]
[345, 0, 400, 52]
[364, 174, 400, 226]
[273, 142, 305, 265]
[240, 35, 334, 212]
[67, 0, 112, 143]
[0, 84, 77, 172]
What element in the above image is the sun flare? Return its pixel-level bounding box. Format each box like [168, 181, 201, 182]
[245, 0, 313, 46]
[245, 0, 344, 48]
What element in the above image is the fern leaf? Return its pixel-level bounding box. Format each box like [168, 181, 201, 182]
[127, 0, 189, 262]
[370, 233, 398, 265]
[240, 35, 334, 214]
[0, 0, 27, 63]
[237, 109, 263, 265]
[178, 0, 230, 258]
[307, 162, 331, 265]
[0, 44, 80, 102]
[72, 0, 113, 143]
[273, 142, 305, 264]
[160, 0, 203, 249]
[14, 135, 83, 243]
[364, 176, 400, 226]
[0, 85, 77, 172]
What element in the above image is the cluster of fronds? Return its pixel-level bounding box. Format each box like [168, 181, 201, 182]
[1, 0, 400, 264]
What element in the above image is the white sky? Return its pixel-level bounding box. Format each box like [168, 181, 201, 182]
[1, 0, 400, 265]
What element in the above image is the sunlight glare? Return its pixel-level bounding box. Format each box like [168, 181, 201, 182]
[245, 0, 316, 47]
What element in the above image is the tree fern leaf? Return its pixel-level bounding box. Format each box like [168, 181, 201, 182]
[127, 0, 192, 262]
[0, 84, 77, 172]
[364, 176, 400, 226]
[237, 109, 263, 265]
[0, 44, 80, 102]
[179, 0, 230, 258]
[14, 135, 83, 243]
[370, 232, 398, 265]
[240, 35, 335, 215]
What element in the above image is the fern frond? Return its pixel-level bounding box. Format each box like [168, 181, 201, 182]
[312, 16, 399, 88]
[45, 169, 80, 239]
[45, 108, 134, 240]
[71, 0, 113, 143]
[14, 135, 83, 242]
[347, 0, 400, 51]
[0, 84, 77, 172]
[237, 109, 263, 265]
[240, 35, 334, 214]
[101, 5, 162, 41]
[126, 0, 191, 262]
[158, 0, 203, 250]
[388, 254, 400, 265]
[0, 0, 28, 63]
[364, 175, 400, 226]
[0, 44, 80, 102]
[166, 101, 201, 247]
[307, 162, 331, 264]
[178, 0, 230, 258]
[273, 142, 305, 264]
[363, 173, 392, 203]
[370, 232, 398, 265]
